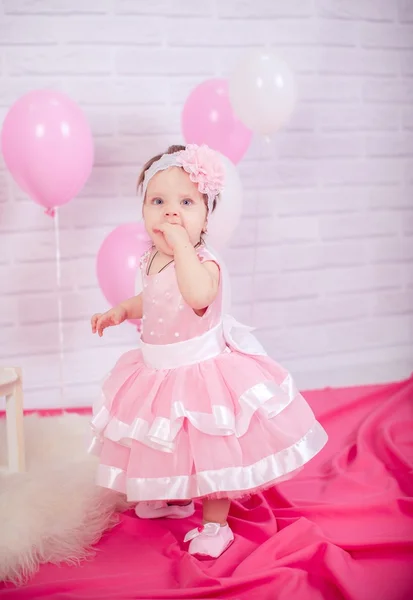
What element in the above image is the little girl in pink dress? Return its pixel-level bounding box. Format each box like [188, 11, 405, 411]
[90, 143, 328, 559]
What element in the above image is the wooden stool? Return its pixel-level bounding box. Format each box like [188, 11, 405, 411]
[0, 367, 25, 472]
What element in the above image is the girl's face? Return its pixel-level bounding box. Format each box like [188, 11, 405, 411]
[143, 167, 208, 255]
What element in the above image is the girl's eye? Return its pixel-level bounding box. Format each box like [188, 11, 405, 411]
[182, 198, 193, 206]
[152, 198, 163, 205]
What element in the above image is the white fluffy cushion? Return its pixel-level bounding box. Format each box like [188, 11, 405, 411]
[0, 413, 129, 585]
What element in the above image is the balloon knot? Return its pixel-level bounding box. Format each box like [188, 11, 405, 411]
[45, 207, 56, 217]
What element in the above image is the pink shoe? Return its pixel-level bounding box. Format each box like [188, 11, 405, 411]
[135, 500, 195, 519]
[184, 522, 234, 558]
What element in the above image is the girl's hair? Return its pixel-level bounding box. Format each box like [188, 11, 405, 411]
[137, 144, 218, 212]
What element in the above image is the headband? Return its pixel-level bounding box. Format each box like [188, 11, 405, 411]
[140, 144, 225, 212]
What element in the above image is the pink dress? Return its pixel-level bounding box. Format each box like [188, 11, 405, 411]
[90, 245, 328, 501]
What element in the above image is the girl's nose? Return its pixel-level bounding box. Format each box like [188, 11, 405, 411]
[164, 209, 179, 217]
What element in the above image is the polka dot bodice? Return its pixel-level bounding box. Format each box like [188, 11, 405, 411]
[140, 246, 222, 345]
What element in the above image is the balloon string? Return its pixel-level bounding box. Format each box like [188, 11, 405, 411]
[53, 208, 65, 404]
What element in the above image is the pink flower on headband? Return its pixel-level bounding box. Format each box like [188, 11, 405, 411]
[177, 144, 225, 200]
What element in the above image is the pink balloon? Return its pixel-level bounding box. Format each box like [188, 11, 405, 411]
[1, 89, 94, 213]
[182, 79, 252, 164]
[96, 223, 151, 327]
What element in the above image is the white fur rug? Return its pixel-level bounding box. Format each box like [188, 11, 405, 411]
[0, 413, 129, 585]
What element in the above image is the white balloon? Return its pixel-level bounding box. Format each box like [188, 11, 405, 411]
[206, 153, 243, 249]
[229, 49, 297, 136]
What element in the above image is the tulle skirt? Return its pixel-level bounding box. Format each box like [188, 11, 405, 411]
[90, 339, 328, 502]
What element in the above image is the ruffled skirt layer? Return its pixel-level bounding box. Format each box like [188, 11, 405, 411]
[90, 338, 328, 501]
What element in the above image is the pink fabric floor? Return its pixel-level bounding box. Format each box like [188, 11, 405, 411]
[1, 376, 413, 600]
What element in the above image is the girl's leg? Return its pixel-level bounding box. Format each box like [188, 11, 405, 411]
[135, 498, 194, 519]
[202, 497, 231, 525]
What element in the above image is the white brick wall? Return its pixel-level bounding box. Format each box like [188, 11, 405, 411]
[0, 0, 412, 409]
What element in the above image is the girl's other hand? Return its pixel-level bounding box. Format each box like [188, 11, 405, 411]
[91, 305, 127, 337]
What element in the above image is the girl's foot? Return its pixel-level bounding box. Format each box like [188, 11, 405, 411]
[135, 500, 195, 519]
[184, 522, 234, 558]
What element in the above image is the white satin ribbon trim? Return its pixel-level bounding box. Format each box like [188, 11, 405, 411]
[139, 315, 266, 371]
[90, 392, 111, 432]
[184, 523, 221, 542]
[95, 422, 328, 501]
[140, 322, 227, 370]
[89, 374, 298, 454]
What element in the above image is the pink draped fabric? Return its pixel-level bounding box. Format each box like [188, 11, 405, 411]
[2, 376, 413, 600]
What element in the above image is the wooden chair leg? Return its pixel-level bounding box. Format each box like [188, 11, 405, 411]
[6, 368, 25, 473]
